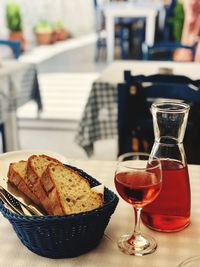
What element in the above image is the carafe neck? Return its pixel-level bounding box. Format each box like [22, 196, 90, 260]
[151, 102, 190, 143]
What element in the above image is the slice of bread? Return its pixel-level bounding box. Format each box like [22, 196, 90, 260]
[24, 155, 61, 214]
[26, 154, 61, 184]
[41, 163, 103, 215]
[7, 160, 41, 206]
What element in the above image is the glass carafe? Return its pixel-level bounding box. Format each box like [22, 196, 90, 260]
[141, 102, 191, 232]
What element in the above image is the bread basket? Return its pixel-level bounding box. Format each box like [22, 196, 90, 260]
[0, 165, 119, 258]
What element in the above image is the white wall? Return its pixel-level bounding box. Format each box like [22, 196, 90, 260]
[0, 0, 96, 42]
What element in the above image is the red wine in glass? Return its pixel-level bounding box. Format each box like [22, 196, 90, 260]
[114, 152, 162, 256]
[115, 171, 161, 207]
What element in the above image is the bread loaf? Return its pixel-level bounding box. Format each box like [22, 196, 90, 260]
[41, 163, 103, 215]
[7, 154, 103, 216]
[7, 160, 41, 206]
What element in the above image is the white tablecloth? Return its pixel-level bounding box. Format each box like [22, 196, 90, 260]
[0, 159, 200, 267]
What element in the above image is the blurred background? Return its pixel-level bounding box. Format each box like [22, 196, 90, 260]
[0, 0, 199, 161]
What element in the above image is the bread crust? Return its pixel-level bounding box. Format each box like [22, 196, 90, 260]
[7, 154, 103, 216]
[24, 155, 61, 214]
[26, 154, 60, 184]
[41, 164, 65, 215]
[41, 163, 103, 215]
[7, 161, 41, 206]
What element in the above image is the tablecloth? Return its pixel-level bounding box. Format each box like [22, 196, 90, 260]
[0, 62, 42, 112]
[75, 82, 117, 156]
[0, 160, 200, 267]
[0, 61, 42, 151]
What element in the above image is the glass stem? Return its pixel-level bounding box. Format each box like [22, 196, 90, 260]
[133, 207, 142, 237]
[129, 207, 148, 248]
[128, 207, 143, 245]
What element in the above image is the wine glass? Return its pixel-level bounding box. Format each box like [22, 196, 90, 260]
[114, 152, 162, 256]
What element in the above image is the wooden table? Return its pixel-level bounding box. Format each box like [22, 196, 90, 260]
[0, 158, 200, 267]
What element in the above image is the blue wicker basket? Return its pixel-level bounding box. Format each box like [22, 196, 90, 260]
[0, 165, 119, 258]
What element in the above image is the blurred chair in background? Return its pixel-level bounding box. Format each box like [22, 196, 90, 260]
[117, 70, 200, 164]
[142, 41, 197, 61]
[0, 39, 21, 59]
[124, 70, 200, 87]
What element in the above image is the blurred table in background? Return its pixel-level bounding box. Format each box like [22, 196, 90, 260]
[0, 61, 42, 151]
[100, 2, 164, 62]
[76, 60, 200, 156]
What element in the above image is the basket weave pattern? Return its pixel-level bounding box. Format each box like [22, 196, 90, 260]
[0, 166, 119, 258]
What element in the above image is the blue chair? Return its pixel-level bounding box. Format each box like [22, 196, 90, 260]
[117, 71, 200, 163]
[142, 41, 197, 61]
[0, 39, 21, 59]
[124, 70, 200, 88]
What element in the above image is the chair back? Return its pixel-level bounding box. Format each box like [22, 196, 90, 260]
[117, 71, 200, 163]
[143, 41, 197, 61]
[0, 40, 21, 59]
[124, 70, 200, 87]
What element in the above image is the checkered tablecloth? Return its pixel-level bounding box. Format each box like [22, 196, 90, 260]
[75, 82, 117, 156]
[0, 61, 42, 151]
[0, 62, 42, 117]
[4, 63, 42, 112]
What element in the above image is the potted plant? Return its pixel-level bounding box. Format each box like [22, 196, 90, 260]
[34, 20, 53, 45]
[53, 20, 70, 41]
[6, 1, 26, 51]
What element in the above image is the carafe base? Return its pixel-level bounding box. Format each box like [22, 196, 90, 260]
[141, 214, 190, 233]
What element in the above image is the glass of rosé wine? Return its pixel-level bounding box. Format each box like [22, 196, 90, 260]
[114, 152, 162, 256]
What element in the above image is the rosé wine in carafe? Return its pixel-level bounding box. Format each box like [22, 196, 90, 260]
[141, 102, 191, 232]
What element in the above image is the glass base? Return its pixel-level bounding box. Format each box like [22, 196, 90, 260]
[117, 233, 157, 256]
[178, 255, 200, 267]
